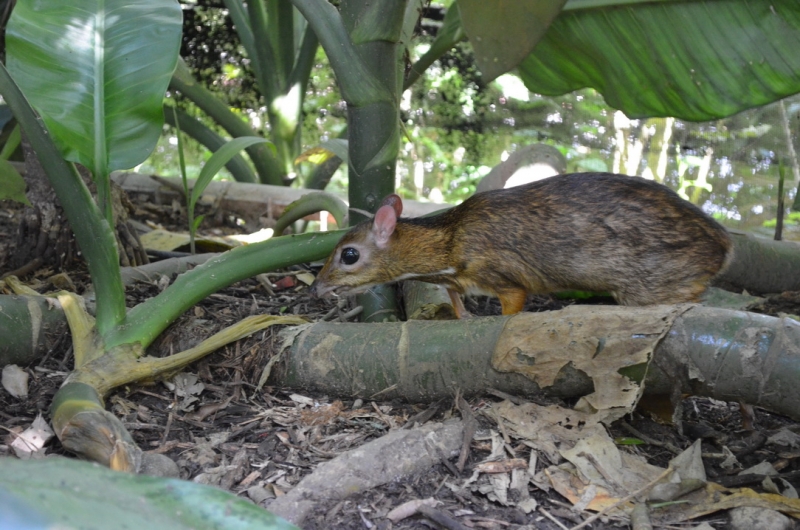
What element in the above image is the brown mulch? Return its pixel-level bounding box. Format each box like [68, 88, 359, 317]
[2, 198, 800, 530]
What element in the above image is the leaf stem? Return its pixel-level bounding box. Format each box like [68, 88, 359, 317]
[104, 230, 345, 349]
[0, 63, 127, 334]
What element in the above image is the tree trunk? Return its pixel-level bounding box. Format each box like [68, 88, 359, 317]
[3, 139, 148, 278]
[7, 139, 78, 274]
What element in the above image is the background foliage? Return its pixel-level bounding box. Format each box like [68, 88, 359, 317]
[138, 1, 798, 238]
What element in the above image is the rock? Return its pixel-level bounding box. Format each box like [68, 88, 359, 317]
[729, 506, 791, 530]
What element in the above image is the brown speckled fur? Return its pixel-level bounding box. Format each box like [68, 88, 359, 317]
[311, 173, 732, 314]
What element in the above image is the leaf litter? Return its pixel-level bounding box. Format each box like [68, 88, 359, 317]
[3, 199, 800, 528]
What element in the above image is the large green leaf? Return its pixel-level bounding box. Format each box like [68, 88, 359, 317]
[0, 458, 298, 530]
[6, 0, 182, 174]
[518, 0, 800, 121]
[457, 0, 568, 82]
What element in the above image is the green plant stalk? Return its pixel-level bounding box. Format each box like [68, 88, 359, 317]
[223, 0, 263, 84]
[0, 123, 21, 160]
[776, 164, 785, 241]
[347, 100, 401, 220]
[93, 96, 112, 226]
[163, 107, 258, 184]
[290, 0, 392, 107]
[280, 23, 320, 168]
[103, 230, 346, 349]
[320, 0, 404, 220]
[403, 4, 465, 90]
[50, 382, 108, 433]
[343, 0, 407, 43]
[225, 1, 312, 180]
[273, 191, 349, 234]
[247, 0, 281, 102]
[247, 1, 299, 178]
[289, 22, 319, 98]
[337, 0, 407, 321]
[273, 0, 295, 82]
[0, 63, 126, 334]
[50, 381, 141, 470]
[795, 184, 800, 212]
[270, 124, 296, 179]
[291, 0, 406, 321]
[170, 62, 283, 185]
[186, 136, 271, 250]
[396, 0, 425, 92]
[171, 106, 194, 254]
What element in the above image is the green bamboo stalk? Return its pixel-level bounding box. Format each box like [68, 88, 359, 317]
[278, 307, 800, 421]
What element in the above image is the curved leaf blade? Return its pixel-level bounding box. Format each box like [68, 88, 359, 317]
[458, 0, 568, 82]
[6, 0, 183, 172]
[190, 137, 273, 210]
[518, 0, 800, 121]
[320, 139, 350, 163]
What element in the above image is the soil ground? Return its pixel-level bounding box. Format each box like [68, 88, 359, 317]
[2, 197, 800, 530]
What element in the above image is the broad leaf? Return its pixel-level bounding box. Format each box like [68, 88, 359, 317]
[518, 0, 800, 121]
[6, 0, 182, 174]
[457, 0, 568, 82]
[0, 458, 298, 530]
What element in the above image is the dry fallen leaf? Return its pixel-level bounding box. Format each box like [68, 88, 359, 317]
[1, 364, 28, 399]
[493, 305, 686, 423]
[10, 414, 54, 458]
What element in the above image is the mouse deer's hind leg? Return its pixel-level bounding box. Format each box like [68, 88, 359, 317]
[499, 289, 527, 315]
[447, 288, 472, 319]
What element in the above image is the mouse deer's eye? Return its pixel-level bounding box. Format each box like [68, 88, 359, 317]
[341, 247, 360, 265]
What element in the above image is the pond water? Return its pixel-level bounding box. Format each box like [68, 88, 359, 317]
[396, 85, 800, 242]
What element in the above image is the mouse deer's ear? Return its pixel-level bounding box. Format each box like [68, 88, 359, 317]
[372, 203, 398, 249]
[380, 194, 403, 218]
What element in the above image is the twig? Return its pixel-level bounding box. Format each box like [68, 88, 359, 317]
[619, 421, 682, 455]
[456, 391, 478, 472]
[1, 257, 43, 279]
[538, 507, 570, 530]
[418, 505, 470, 530]
[568, 467, 673, 530]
